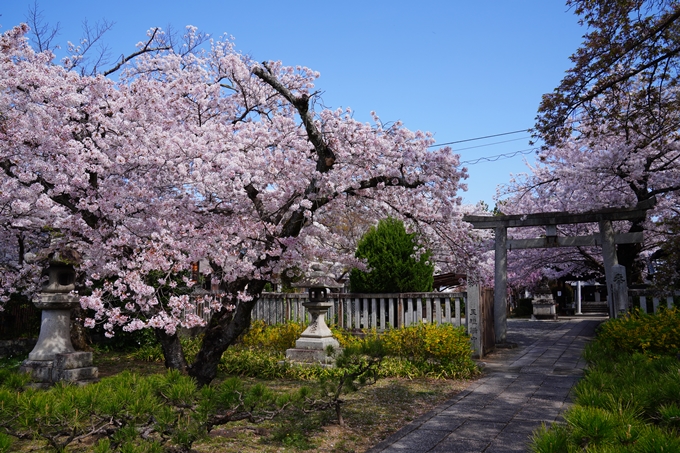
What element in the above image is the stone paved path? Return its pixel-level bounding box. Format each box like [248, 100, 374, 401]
[366, 317, 604, 453]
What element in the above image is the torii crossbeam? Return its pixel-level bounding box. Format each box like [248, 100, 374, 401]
[463, 197, 656, 344]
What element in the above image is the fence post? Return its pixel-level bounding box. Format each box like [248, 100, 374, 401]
[416, 297, 423, 324]
[371, 297, 377, 329]
[398, 297, 403, 329]
[640, 296, 647, 313]
[406, 297, 414, 326]
[454, 296, 461, 327]
[354, 297, 361, 329]
[379, 298, 386, 331]
[389, 297, 395, 329]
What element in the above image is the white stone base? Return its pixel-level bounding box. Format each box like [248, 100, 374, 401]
[532, 303, 558, 320]
[286, 336, 341, 365]
[294, 336, 339, 351]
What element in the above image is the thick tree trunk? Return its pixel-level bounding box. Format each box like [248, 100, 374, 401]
[188, 280, 267, 387]
[155, 329, 188, 372]
[70, 307, 92, 351]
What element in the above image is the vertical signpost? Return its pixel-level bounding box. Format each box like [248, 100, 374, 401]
[467, 283, 482, 358]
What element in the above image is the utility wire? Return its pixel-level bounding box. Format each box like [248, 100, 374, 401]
[429, 128, 530, 148]
[461, 148, 537, 165]
[452, 136, 531, 152]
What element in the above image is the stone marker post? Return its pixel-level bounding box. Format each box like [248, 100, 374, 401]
[467, 283, 482, 359]
[610, 264, 629, 316]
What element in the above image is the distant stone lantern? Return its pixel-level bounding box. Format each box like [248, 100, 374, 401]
[20, 254, 98, 386]
[532, 281, 558, 320]
[285, 264, 343, 365]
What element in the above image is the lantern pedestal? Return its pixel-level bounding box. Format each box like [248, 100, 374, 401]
[20, 263, 98, 387]
[531, 283, 558, 320]
[286, 301, 340, 365]
[531, 302, 558, 320]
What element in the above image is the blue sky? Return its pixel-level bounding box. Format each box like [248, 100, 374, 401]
[1, 1, 585, 207]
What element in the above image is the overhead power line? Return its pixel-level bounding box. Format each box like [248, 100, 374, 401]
[451, 136, 531, 152]
[429, 128, 530, 148]
[461, 148, 537, 165]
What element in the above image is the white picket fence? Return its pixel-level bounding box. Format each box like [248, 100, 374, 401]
[253, 292, 467, 332]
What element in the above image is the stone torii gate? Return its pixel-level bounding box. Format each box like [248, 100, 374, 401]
[463, 197, 655, 344]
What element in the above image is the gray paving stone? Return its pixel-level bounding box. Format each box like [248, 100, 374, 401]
[389, 429, 450, 451]
[451, 421, 505, 440]
[466, 408, 518, 423]
[501, 420, 544, 435]
[420, 415, 466, 431]
[542, 376, 580, 388]
[429, 438, 490, 453]
[514, 404, 562, 422]
[486, 430, 533, 451]
[532, 387, 572, 401]
[378, 448, 422, 453]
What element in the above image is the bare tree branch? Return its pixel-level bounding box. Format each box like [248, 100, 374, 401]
[103, 28, 171, 76]
[26, 1, 60, 53]
[253, 63, 336, 173]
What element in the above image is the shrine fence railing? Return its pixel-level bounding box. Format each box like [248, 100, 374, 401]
[186, 292, 467, 332]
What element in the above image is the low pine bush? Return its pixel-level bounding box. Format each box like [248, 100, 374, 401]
[0, 369, 308, 453]
[531, 310, 680, 453]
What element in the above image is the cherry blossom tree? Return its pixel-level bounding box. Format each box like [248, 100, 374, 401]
[0, 23, 477, 385]
[498, 108, 679, 287]
[536, 1, 680, 148]
[498, 1, 680, 290]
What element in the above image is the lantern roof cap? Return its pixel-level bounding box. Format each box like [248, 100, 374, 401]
[293, 264, 343, 289]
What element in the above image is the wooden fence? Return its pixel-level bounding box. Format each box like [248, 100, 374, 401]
[628, 290, 679, 314]
[251, 292, 467, 332]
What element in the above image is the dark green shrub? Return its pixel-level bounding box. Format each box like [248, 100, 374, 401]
[91, 325, 159, 353]
[0, 293, 40, 340]
[514, 298, 533, 317]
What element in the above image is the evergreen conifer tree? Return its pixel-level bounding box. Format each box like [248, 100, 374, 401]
[350, 218, 434, 293]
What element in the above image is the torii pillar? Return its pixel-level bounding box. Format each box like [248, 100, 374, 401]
[598, 219, 619, 318]
[494, 227, 508, 344]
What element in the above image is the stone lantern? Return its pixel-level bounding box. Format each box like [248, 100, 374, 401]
[285, 265, 343, 365]
[20, 258, 98, 386]
[532, 282, 558, 320]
